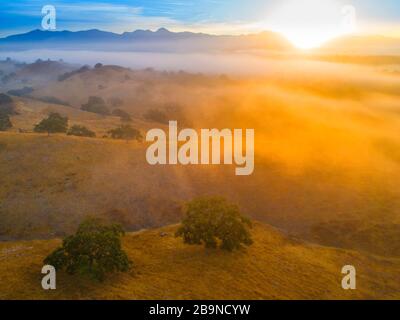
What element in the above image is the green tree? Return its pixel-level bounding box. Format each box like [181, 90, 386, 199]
[0, 114, 12, 131]
[176, 197, 253, 251]
[0, 93, 17, 115]
[67, 125, 96, 138]
[112, 108, 132, 122]
[108, 125, 143, 142]
[44, 218, 132, 281]
[81, 96, 110, 115]
[34, 112, 68, 135]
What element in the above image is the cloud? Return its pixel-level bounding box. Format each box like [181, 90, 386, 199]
[1, 0, 400, 38]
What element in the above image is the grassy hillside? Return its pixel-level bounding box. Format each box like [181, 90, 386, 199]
[8, 96, 153, 137]
[2, 61, 400, 255]
[0, 132, 184, 240]
[1, 60, 400, 300]
[0, 223, 399, 300]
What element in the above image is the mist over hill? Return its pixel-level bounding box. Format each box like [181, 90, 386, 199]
[318, 35, 400, 55]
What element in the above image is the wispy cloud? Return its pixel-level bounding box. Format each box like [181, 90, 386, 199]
[1, 0, 400, 38]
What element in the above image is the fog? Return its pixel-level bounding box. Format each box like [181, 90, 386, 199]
[0, 49, 347, 75]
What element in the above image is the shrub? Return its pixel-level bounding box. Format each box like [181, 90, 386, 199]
[108, 125, 143, 142]
[0, 114, 12, 131]
[81, 96, 110, 115]
[67, 125, 96, 138]
[0, 93, 17, 116]
[112, 108, 132, 122]
[44, 218, 132, 281]
[34, 112, 68, 135]
[176, 197, 253, 251]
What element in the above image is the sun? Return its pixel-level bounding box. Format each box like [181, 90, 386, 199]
[264, 0, 357, 49]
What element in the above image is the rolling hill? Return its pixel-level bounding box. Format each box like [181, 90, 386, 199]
[0, 222, 399, 300]
[1, 58, 400, 255]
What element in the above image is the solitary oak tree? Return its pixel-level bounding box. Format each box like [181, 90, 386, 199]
[44, 218, 132, 281]
[34, 112, 68, 135]
[176, 197, 253, 251]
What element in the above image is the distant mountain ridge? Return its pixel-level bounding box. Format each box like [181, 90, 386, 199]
[1, 28, 209, 42]
[2, 28, 400, 54]
[0, 28, 293, 53]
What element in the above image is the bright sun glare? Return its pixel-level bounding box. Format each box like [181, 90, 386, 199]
[265, 0, 357, 49]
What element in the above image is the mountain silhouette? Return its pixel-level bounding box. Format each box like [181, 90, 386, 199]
[0, 28, 293, 52]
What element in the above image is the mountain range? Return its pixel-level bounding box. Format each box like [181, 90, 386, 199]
[0, 28, 293, 53]
[1, 28, 400, 55]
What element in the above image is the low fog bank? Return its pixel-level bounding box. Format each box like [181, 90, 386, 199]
[0, 49, 361, 75]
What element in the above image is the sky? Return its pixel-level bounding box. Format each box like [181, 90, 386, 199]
[0, 0, 400, 44]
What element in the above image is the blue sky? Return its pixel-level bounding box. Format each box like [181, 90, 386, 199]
[0, 0, 400, 38]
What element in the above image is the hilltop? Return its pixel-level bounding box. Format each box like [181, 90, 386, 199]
[0, 222, 399, 300]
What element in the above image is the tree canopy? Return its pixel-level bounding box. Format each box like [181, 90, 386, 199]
[44, 218, 132, 281]
[67, 125, 96, 138]
[108, 125, 143, 142]
[176, 197, 253, 251]
[34, 112, 68, 135]
[81, 96, 110, 115]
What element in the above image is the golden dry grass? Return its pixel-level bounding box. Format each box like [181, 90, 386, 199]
[1, 59, 400, 283]
[2, 63, 400, 245]
[0, 223, 399, 300]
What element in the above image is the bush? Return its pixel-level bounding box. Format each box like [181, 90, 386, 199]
[0, 114, 12, 131]
[108, 125, 143, 142]
[44, 218, 132, 281]
[112, 108, 132, 122]
[176, 197, 253, 251]
[0, 93, 17, 116]
[67, 125, 96, 138]
[81, 96, 110, 115]
[34, 112, 68, 135]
